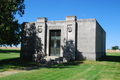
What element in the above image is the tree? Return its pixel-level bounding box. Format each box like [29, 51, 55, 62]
[0, 0, 25, 46]
[112, 46, 119, 50]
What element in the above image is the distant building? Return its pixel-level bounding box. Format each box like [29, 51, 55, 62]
[20, 16, 106, 62]
[116, 49, 120, 51]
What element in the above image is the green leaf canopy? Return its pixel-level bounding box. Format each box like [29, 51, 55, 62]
[0, 0, 25, 46]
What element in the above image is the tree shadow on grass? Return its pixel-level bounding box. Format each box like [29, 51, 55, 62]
[0, 57, 83, 72]
[0, 49, 84, 72]
[0, 58, 38, 72]
[99, 55, 120, 62]
[0, 49, 20, 54]
[48, 61, 83, 68]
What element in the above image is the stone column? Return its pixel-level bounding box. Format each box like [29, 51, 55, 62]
[63, 16, 76, 62]
[32, 17, 47, 62]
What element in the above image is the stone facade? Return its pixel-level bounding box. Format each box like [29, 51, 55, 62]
[20, 16, 106, 62]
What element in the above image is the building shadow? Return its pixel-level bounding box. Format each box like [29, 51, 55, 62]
[47, 61, 83, 68]
[0, 58, 83, 71]
[99, 55, 120, 62]
[0, 45, 84, 71]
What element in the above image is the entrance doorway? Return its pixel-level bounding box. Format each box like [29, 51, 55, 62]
[49, 30, 61, 56]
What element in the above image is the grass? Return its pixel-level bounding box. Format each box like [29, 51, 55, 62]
[0, 49, 120, 80]
[0, 49, 37, 72]
[0, 49, 20, 60]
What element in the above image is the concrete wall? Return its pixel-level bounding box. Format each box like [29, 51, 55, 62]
[20, 22, 36, 58]
[76, 19, 96, 60]
[32, 18, 47, 61]
[46, 20, 66, 57]
[46, 16, 76, 61]
[96, 21, 106, 59]
[21, 18, 48, 61]
[21, 16, 106, 61]
[35, 18, 47, 54]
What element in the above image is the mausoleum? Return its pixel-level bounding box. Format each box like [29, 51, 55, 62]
[20, 16, 106, 62]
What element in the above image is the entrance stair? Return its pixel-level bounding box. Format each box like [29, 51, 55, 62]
[40, 56, 63, 64]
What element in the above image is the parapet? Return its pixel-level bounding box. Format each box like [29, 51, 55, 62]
[37, 17, 47, 22]
[66, 15, 77, 21]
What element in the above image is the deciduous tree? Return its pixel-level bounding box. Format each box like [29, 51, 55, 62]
[112, 46, 119, 50]
[0, 0, 25, 46]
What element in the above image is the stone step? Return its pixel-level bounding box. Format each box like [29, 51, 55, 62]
[40, 56, 63, 64]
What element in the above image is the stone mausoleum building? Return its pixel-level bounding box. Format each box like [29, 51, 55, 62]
[20, 16, 106, 62]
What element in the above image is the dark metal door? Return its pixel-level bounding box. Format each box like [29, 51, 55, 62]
[50, 30, 61, 56]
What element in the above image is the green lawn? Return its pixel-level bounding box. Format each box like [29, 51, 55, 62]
[0, 49, 20, 60]
[0, 49, 120, 80]
[0, 49, 37, 72]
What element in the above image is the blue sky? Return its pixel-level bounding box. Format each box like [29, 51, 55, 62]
[15, 0, 120, 49]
